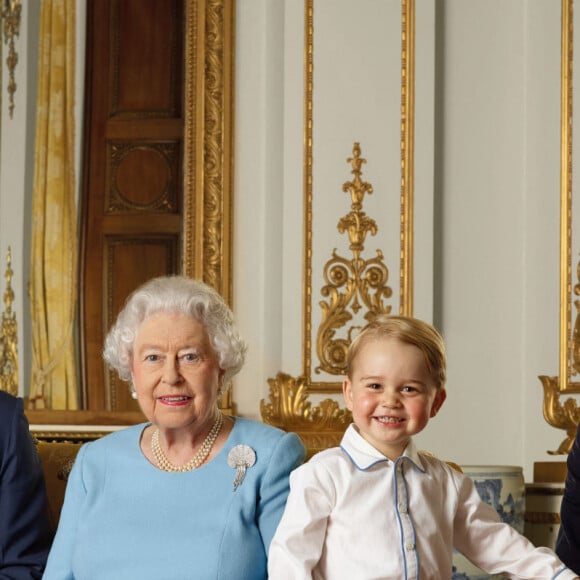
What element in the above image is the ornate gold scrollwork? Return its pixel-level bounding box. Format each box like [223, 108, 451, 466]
[261, 373, 352, 459]
[539, 375, 580, 454]
[1, 0, 21, 119]
[316, 143, 392, 375]
[0, 247, 18, 395]
[182, 0, 235, 415]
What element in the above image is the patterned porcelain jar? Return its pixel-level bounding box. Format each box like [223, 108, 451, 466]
[452, 465, 526, 580]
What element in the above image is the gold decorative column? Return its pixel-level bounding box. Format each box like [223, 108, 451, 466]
[0, 247, 18, 395]
[1, 0, 21, 118]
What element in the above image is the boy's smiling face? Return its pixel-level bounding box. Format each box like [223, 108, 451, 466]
[343, 336, 446, 460]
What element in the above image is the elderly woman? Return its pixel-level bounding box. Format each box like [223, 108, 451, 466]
[43, 276, 305, 579]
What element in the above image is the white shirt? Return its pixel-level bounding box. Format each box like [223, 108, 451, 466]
[268, 425, 577, 580]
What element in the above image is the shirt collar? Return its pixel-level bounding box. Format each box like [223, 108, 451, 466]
[339, 423, 426, 472]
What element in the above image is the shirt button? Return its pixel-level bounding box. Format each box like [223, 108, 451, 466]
[399, 504, 408, 513]
[405, 541, 415, 551]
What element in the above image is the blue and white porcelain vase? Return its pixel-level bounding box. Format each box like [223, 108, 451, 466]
[452, 465, 525, 580]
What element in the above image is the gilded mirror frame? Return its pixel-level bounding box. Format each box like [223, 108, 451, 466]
[26, 0, 235, 437]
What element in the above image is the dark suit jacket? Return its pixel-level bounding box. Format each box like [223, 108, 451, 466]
[556, 422, 580, 574]
[0, 392, 52, 579]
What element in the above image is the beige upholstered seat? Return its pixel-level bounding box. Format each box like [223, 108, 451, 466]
[35, 440, 83, 530]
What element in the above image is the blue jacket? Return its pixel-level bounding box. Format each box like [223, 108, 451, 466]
[0, 391, 52, 579]
[556, 422, 580, 574]
[44, 417, 305, 579]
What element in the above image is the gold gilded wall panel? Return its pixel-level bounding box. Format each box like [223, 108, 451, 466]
[261, 0, 416, 448]
[0, 249, 17, 396]
[541, 0, 580, 454]
[183, 0, 235, 307]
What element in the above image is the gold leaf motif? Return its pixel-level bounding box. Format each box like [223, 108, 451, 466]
[539, 375, 580, 454]
[0, 247, 18, 395]
[315, 144, 392, 375]
[261, 372, 352, 460]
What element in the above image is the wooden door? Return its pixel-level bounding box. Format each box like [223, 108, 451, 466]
[80, 0, 184, 412]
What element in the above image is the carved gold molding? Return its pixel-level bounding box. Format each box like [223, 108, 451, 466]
[183, 0, 234, 304]
[400, 0, 415, 316]
[315, 143, 392, 376]
[0, 247, 18, 395]
[32, 430, 111, 443]
[261, 1, 415, 449]
[182, 0, 235, 413]
[260, 373, 352, 459]
[540, 375, 580, 454]
[2, 0, 21, 119]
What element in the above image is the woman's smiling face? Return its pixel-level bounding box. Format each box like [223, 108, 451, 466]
[131, 311, 224, 432]
[342, 336, 446, 460]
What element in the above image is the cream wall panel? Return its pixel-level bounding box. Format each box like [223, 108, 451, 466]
[521, 1, 562, 480]
[414, 1, 565, 481]
[234, 0, 288, 418]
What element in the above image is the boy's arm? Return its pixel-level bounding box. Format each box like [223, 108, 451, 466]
[453, 470, 578, 579]
[268, 461, 333, 580]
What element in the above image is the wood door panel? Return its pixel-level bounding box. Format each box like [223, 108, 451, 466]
[113, 0, 183, 116]
[101, 238, 178, 411]
[106, 140, 181, 214]
[81, 0, 184, 411]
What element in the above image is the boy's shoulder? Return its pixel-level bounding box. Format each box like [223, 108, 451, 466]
[417, 449, 464, 475]
[309, 445, 345, 463]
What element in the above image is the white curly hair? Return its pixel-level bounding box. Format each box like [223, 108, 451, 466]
[103, 276, 247, 387]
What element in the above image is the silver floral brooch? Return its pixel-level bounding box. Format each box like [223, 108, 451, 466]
[227, 444, 256, 491]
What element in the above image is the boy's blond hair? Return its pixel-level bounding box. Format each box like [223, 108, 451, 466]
[345, 314, 447, 389]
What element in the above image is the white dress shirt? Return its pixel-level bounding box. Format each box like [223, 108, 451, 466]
[268, 424, 577, 580]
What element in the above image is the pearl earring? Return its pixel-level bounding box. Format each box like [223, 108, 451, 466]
[131, 391, 138, 400]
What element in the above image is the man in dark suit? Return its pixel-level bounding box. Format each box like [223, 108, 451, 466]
[0, 391, 52, 578]
[557, 423, 580, 574]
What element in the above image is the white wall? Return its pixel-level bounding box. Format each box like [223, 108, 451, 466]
[415, 0, 562, 476]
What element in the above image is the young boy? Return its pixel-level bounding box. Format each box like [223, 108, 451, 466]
[268, 315, 580, 579]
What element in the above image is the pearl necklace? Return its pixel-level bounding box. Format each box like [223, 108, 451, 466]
[151, 413, 223, 472]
